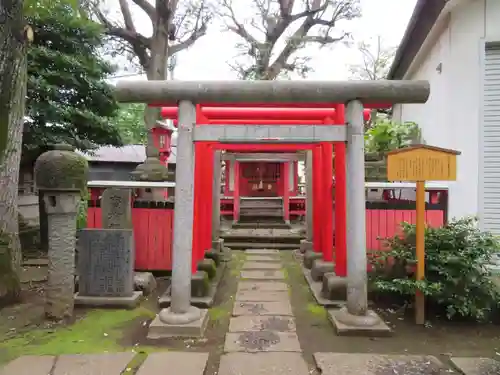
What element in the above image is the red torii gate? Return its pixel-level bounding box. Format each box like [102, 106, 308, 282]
[160, 104, 378, 277]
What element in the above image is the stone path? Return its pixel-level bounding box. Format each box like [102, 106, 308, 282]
[217, 249, 311, 375]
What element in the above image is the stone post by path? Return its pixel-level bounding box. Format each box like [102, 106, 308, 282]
[148, 100, 209, 338]
[34, 144, 88, 321]
[301, 151, 314, 253]
[212, 150, 223, 253]
[328, 100, 391, 336]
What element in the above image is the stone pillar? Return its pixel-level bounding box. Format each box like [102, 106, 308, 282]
[345, 100, 368, 315]
[305, 150, 313, 241]
[233, 161, 241, 223]
[34, 144, 88, 321]
[156, 100, 207, 331]
[282, 161, 290, 224]
[329, 100, 390, 336]
[101, 188, 132, 229]
[212, 150, 223, 252]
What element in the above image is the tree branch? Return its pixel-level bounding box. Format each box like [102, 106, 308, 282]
[169, 0, 211, 55]
[118, 0, 136, 32]
[130, 0, 156, 21]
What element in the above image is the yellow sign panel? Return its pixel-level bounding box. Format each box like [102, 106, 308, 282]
[387, 145, 460, 182]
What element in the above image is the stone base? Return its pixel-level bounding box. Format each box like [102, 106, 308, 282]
[204, 249, 222, 267]
[159, 264, 226, 308]
[311, 260, 335, 282]
[300, 265, 345, 308]
[147, 307, 209, 339]
[212, 239, 223, 252]
[321, 273, 347, 301]
[328, 307, 392, 337]
[74, 291, 143, 309]
[299, 240, 313, 254]
[197, 258, 217, 279]
[74, 273, 157, 296]
[303, 251, 323, 269]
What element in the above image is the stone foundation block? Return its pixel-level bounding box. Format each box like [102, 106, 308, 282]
[197, 258, 217, 279]
[299, 239, 313, 254]
[134, 272, 157, 296]
[212, 239, 223, 252]
[204, 249, 222, 266]
[310, 260, 334, 282]
[321, 273, 347, 301]
[191, 271, 210, 298]
[303, 251, 322, 269]
[147, 308, 209, 339]
[328, 307, 392, 337]
[74, 291, 143, 309]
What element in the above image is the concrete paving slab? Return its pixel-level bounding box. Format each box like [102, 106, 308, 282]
[0, 355, 55, 375]
[229, 316, 296, 332]
[236, 290, 290, 302]
[53, 352, 136, 375]
[328, 309, 392, 337]
[237, 281, 289, 292]
[313, 353, 446, 375]
[218, 352, 310, 375]
[233, 301, 293, 316]
[450, 357, 500, 375]
[245, 249, 280, 254]
[246, 255, 282, 262]
[224, 332, 301, 352]
[147, 309, 209, 338]
[136, 352, 209, 375]
[240, 270, 285, 280]
[242, 261, 282, 270]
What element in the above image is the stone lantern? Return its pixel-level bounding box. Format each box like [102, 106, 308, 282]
[34, 144, 88, 321]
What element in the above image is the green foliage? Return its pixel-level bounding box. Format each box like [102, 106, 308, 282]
[365, 120, 422, 154]
[370, 217, 500, 321]
[22, 2, 123, 163]
[111, 104, 147, 144]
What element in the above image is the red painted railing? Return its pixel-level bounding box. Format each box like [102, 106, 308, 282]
[87, 199, 174, 271]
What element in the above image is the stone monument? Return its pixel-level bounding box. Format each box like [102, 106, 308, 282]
[75, 188, 142, 307]
[34, 144, 88, 321]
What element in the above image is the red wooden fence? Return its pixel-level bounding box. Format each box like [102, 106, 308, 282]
[87, 200, 174, 271]
[87, 193, 447, 272]
[365, 201, 446, 250]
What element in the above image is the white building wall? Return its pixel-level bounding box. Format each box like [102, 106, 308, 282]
[398, 0, 487, 220]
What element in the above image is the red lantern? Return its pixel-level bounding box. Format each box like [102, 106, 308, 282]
[152, 121, 174, 165]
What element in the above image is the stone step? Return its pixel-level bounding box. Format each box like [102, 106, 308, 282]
[241, 261, 282, 270]
[224, 242, 300, 250]
[217, 352, 310, 375]
[240, 270, 286, 280]
[245, 255, 282, 262]
[232, 222, 290, 229]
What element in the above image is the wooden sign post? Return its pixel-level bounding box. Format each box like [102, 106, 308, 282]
[386, 145, 460, 325]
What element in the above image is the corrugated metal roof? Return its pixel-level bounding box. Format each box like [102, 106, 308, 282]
[77, 142, 177, 164]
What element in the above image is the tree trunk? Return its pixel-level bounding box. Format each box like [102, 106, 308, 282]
[144, 5, 170, 159]
[0, 0, 28, 305]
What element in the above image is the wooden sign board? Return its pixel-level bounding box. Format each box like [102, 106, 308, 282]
[387, 145, 460, 182]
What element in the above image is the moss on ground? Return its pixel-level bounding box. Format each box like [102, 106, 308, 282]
[280, 252, 329, 324]
[0, 307, 159, 365]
